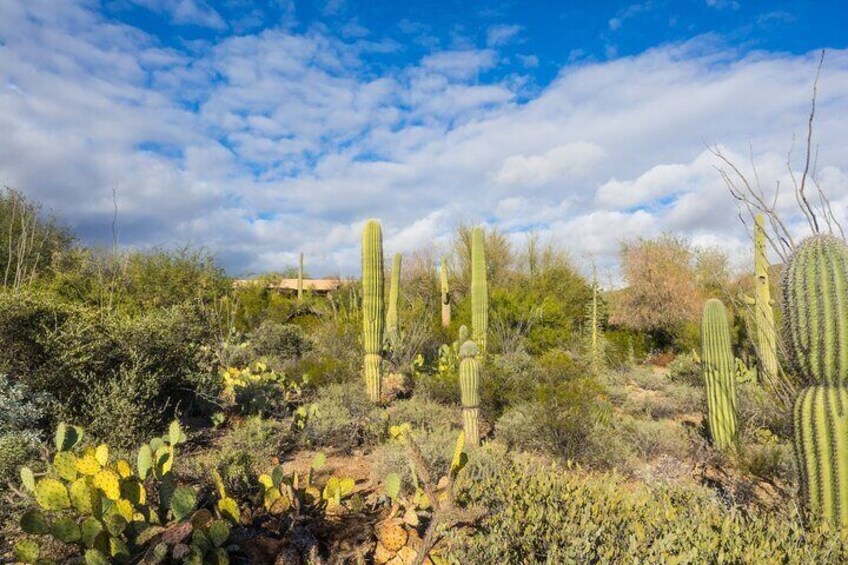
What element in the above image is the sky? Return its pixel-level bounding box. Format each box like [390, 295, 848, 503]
[1, 0, 847, 280]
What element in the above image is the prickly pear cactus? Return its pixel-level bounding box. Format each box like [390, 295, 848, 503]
[784, 235, 848, 527]
[459, 340, 480, 448]
[362, 219, 385, 403]
[701, 299, 738, 449]
[471, 226, 488, 357]
[17, 421, 204, 563]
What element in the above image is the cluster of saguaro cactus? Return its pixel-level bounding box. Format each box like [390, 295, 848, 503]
[440, 256, 451, 328]
[459, 337, 480, 448]
[748, 215, 778, 383]
[386, 253, 402, 350]
[701, 298, 738, 450]
[784, 235, 848, 526]
[362, 220, 385, 403]
[297, 251, 304, 302]
[471, 227, 488, 357]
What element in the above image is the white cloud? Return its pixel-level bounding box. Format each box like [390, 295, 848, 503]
[1, 1, 847, 279]
[128, 0, 227, 29]
[486, 24, 522, 47]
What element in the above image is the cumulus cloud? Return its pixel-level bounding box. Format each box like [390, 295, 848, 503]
[128, 0, 227, 29]
[1, 0, 847, 279]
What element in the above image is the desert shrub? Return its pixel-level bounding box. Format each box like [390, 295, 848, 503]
[302, 384, 386, 450]
[249, 320, 311, 364]
[370, 424, 458, 493]
[626, 367, 668, 391]
[448, 460, 841, 563]
[385, 395, 459, 431]
[0, 374, 52, 435]
[622, 385, 703, 420]
[219, 362, 306, 417]
[0, 291, 219, 446]
[739, 428, 795, 483]
[495, 367, 607, 462]
[737, 382, 792, 438]
[199, 417, 290, 498]
[615, 414, 695, 462]
[480, 351, 539, 419]
[0, 432, 39, 486]
[667, 351, 702, 386]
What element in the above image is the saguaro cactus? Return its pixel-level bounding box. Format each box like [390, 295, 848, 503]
[784, 235, 848, 526]
[362, 220, 385, 403]
[459, 339, 480, 447]
[589, 266, 603, 376]
[701, 299, 738, 450]
[440, 257, 451, 328]
[748, 214, 778, 383]
[471, 227, 488, 357]
[386, 253, 402, 350]
[297, 252, 304, 303]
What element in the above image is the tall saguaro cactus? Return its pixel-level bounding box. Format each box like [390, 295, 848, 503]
[362, 220, 385, 403]
[459, 339, 480, 447]
[297, 252, 304, 303]
[471, 227, 488, 357]
[386, 253, 402, 350]
[701, 299, 738, 450]
[440, 257, 451, 328]
[784, 235, 848, 526]
[750, 214, 778, 383]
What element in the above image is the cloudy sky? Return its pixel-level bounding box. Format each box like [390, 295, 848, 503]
[1, 1, 847, 279]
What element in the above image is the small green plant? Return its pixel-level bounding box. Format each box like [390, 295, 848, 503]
[219, 361, 306, 416]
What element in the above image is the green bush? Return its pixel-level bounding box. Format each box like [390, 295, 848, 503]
[447, 458, 846, 563]
[0, 431, 39, 486]
[0, 374, 52, 435]
[0, 291, 219, 447]
[249, 320, 311, 365]
[370, 424, 459, 493]
[385, 395, 459, 432]
[667, 352, 702, 386]
[302, 384, 386, 450]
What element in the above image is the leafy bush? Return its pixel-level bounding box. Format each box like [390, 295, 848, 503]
[667, 352, 702, 386]
[370, 424, 458, 493]
[248, 320, 311, 366]
[301, 384, 386, 450]
[447, 458, 845, 563]
[0, 432, 39, 486]
[0, 374, 52, 435]
[219, 362, 306, 417]
[385, 395, 459, 432]
[0, 292, 219, 447]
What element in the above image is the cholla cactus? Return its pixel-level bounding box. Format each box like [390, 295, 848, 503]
[440, 256, 451, 328]
[701, 299, 738, 450]
[362, 220, 385, 403]
[784, 235, 848, 526]
[459, 340, 481, 447]
[471, 226, 488, 357]
[386, 253, 402, 350]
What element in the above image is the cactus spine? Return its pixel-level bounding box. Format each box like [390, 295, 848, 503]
[386, 253, 402, 350]
[297, 252, 304, 302]
[784, 235, 848, 526]
[362, 220, 385, 403]
[459, 339, 480, 448]
[701, 299, 738, 449]
[752, 215, 778, 383]
[471, 227, 488, 357]
[440, 257, 451, 328]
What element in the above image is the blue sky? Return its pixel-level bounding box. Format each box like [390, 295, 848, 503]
[1, 0, 847, 279]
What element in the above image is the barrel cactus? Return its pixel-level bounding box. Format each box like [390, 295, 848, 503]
[701, 299, 738, 450]
[459, 339, 480, 447]
[386, 253, 402, 351]
[784, 235, 848, 526]
[362, 220, 385, 403]
[471, 226, 488, 357]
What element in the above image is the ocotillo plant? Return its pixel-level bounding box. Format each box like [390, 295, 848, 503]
[701, 298, 738, 450]
[784, 235, 848, 526]
[362, 220, 385, 403]
[459, 339, 480, 447]
[745, 214, 778, 383]
[471, 226, 488, 357]
[297, 251, 304, 303]
[386, 253, 402, 350]
[440, 256, 451, 328]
